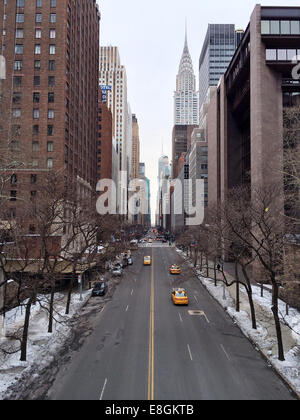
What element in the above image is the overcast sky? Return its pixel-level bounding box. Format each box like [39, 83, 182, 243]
[97, 0, 299, 223]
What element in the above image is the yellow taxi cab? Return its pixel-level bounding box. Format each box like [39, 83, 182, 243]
[171, 288, 189, 306]
[170, 264, 181, 275]
[144, 256, 152, 266]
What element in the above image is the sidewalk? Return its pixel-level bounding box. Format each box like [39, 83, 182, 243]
[176, 248, 300, 398]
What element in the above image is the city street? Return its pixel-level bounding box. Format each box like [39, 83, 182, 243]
[47, 246, 295, 401]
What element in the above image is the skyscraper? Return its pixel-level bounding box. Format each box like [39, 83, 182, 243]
[199, 24, 243, 109]
[99, 46, 128, 172]
[0, 0, 100, 219]
[131, 114, 140, 180]
[174, 28, 199, 126]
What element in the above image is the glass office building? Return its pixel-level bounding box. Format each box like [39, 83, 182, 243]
[199, 24, 241, 109]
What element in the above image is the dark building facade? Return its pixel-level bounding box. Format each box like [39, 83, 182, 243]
[0, 0, 100, 226]
[172, 124, 197, 179]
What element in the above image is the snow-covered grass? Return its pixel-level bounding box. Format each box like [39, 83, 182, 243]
[177, 248, 300, 397]
[0, 290, 91, 399]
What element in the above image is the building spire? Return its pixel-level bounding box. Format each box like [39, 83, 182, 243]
[185, 19, 188, 48]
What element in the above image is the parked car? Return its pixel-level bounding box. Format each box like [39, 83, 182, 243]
[112, 266, 123, 276]
[127, 257, 133, 265]
[92, 282, 108, 297]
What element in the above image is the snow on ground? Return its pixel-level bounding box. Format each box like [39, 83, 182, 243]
[177, 248, 300, 397]
[0, 290, 91, 399]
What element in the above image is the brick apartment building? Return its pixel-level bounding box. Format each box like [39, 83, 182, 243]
[0, 0, 100, 229]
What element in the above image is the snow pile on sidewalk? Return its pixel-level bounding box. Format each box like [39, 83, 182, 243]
[0, 290, 91, 399]
[177, 248, 300, 397]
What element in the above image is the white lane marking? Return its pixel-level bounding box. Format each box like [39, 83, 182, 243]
[126, 305, 129, 312]
[99, 378, 108, 400]
[203, 313, 210, 324]
[220, 344, 230, 361]
[179, 313, 183, 323]
[187, 344, 193, 361]
[131, 289, 134, 296]
[194, 295, 199, 303]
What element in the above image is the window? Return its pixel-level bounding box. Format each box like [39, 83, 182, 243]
[33, 109, 40, 119]
[10, 191, 17, 202]
[35, 13, 42, 23]
[14, 60, 22, 70]
[15, 28, 24, 38]
[50, 0, 56, 7]
[33, 125, 39, 135]
[34, 60, 41, 70]
[16, 14, 24, 23]
[49, 44, 56, 55]
[47, 141, 54, 152]
[35, 28, 42, 38]
[50, 13, 56, 23]
[33, 92, 40, 103]
[47, 125, 54, 136]
[13, 92, 22, 103]
[48, 60, 55, 71]
[281, 21, 290, 35]
[34, 44, 41, 54]
[48, 92, 55, 103]
[34, 76, 40, 86]
[47, 158, 53, 169]
[17, 0, 25, 6]
[11, 174, 17, 185]
[270, 21, 280, 35]
[48, 76, 55, 87]
[32, 141, 39, 151]
[48, 109, 54, 119]
[31, 174, 37, 184]
[13, 109, 21, 118]
[50, 29, 56, 39]
[266, 49, 277, 61]
[36, 0, 42, 7]
[291, 21, 300, 35]
[15, 44, 23, 54]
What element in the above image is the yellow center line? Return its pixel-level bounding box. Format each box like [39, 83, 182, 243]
[148, 248, 155, 400]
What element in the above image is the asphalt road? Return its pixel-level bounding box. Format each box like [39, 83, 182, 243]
[48, 245, 295, 400]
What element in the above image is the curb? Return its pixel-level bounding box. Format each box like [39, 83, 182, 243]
[177, 250, 300, 400]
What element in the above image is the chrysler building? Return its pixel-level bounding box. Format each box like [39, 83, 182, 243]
[174, 28, 199, 125]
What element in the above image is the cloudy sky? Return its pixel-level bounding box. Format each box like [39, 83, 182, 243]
[97, 0, 299, 222]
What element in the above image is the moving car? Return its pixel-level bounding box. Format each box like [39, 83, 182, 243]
[170, 265, 181, 275]
[171, 288, 189, 306]
[92, 282, 108, 297]
[144, 256, 152, 266]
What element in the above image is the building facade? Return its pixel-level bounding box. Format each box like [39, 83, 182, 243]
[172, 124, 197, 179]
[97, 93, 113, 181]
[131, 114, 140, 180]
[207, 4, 300, 216]
[99, 46, 128, 173]
[199, 24, 242, 110]
[174, 29, 199, 126]
[0, 0, 100, 228]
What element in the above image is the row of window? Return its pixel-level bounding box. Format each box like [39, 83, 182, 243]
[14, 59, 55, 71]
[13, 75, 55, 87]
[266, 48, 300, 62]
[16, 13, 56, 23]
[15, 44, 56, 55]
[13, 28, 56, 38]
[261, 20, 300, 36]
[13, 91, 55, 103]
[12, 108, 55, 119]
[16, 0, 57, 8]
